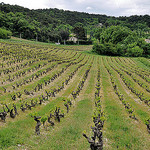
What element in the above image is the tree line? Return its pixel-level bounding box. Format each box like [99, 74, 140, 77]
[0, 2, 150, 53]
[0, 3, 97, 43]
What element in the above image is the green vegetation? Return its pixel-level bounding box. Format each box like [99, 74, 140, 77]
[0, 2, 150, 149]
[92, 25, 150, 57]
[0, 39, 149, 150]
[0, 2, 150, 48]
[0, 28, 12, 39]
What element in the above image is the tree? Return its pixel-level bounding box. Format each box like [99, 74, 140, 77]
[127, 45, 143, 57]
[17, 19, 29, 38]
[92, 25, 146, 57]
[104, 18, 122, 27]
[93, 27, 104, 41]
[0, 28, 12, 39]
[0, 12, 6, 27]
[54, 24, 70, 44]
[59, 30, 69, 45]
[56, 24, 72, 34]
[31, 20, 41, 41]
[73, 23, 86, 44]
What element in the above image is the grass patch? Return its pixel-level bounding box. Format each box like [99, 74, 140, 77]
[100, 57, 149, 150]
[0, 97, 63, 149]
[34, 99, 93, 150]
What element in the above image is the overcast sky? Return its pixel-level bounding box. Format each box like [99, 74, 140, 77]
[1, 0, 150, 17]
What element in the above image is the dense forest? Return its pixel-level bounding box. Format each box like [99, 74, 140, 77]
[0, 2, 150, 56]
[0, 2, 108, 43]
[0, 3, 150, 40]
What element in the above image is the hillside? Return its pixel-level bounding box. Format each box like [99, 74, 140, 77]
[0, 2, 150, 43]
[0, 2, 108, 25]
[0, 39, 150, 149]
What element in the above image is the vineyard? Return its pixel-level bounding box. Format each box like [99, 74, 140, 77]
[0, 41, 150, 150]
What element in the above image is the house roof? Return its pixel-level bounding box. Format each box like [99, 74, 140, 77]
[145, 39, 150, 43]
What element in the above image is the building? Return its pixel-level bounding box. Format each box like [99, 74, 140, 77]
[145, 39, 150, 43]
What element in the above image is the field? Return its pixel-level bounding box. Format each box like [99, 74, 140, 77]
[0, 40, 150, 150]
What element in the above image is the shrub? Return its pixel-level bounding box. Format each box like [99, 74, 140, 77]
[142, 43, 150, 55]
[93, 25, 146, 57]
[92, 40, 106, 54]
[65, 41, 75, 45]
[41, 116, 47, 126]
[127, 46, 143, 57]
[0, 28, 12, 39]
[78, 40, 92, 45]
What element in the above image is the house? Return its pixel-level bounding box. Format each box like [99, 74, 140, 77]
[145, 39, 150, 43]
[68, 37, 78, 43]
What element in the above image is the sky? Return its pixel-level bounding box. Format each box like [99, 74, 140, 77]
[1, 0, 150, 17]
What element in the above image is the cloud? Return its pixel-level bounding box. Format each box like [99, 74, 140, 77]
[3, 0, 49, 9]
[86, 7, 92, 10]
[2, 0, 150, 16]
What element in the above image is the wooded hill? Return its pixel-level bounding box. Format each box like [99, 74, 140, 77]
[0, 2, 150, 43]
[0, 2, 108, 26]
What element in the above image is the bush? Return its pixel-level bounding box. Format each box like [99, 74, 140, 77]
[127, 46, 143, 57]
[93, 40, 118, 56]
[92, 40, 105, 54]
[142, 43, 150, 55]
[93, 25, 146, 57]
[61, 40, 92, 45]
[126, 43, 143, 57]
[105, 42, 117, 56]
[116, 43, 126, 56]
[78, 40, 92, 45]
[65, 41, 75, 45]
[0, 28, 12, 39]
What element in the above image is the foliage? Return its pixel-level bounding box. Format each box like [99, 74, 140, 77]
[59, 30, 69, 44]
[0, 3, 106, 43]
[73, 23, 86, 40]
[0, 41, 150, 149]
[127, 45, 143, 57]
[92, 25, 149, 57]
[0, 28, 12, 39]
[145, 118, 150, 125]
[0, 2, 150, 48]
[41, 116, 47, 126]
